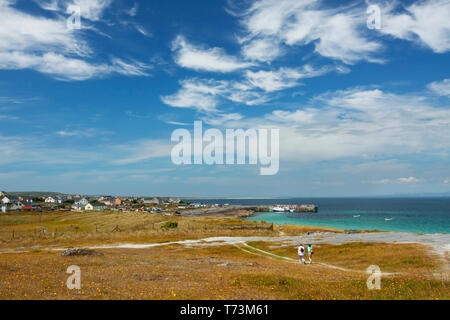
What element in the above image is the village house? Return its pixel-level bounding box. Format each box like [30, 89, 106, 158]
[115, 197, 122, 206]
[85, 203, 107, 211]
[18, 196, 34, 204]
[141, 197, 160, 205]
[45, 196, 56, 203]
[99, 196, 115, 206]
[71, 198, 89, 211]
[169, 197, 181, 204]
[2, 196, 20, 205]
[9, 202, 23, 211]
[75, 198, 89, 206]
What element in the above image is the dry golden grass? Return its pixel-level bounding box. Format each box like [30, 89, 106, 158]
[247, 241, 444, 275]
[0, 244, 448, 300]
[0, 211, 448, 300]
[0, 211, 336, 249]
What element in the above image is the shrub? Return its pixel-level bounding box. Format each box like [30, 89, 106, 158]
[161, 221, 178, 229]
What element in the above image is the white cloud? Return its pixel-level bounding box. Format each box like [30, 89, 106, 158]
[428, 78, 450, 97]
[111, 140, 171, 165]
[56, 128, 113, 137]
[66, 0, 112, 21]
[136, 25, 151, 37]
[172, 35, 255, 72]
[0, 52, 150, 80]
[161, 78, 226, 112]
[363, 177, 421, 184]
[0, 0, 150, 80]
[0, 133, 169, 166]
[231, 85, 450, 163]
[245, 65, 336, 92]
[0, 134, 100, 165]
[241, 37, 281, 62]
[161, 78, 271, 112]
[33, 0, 60, 11]
[34, 0, 112, 21]
[0, 114, 19, 121]
[126, 2, 138, 17]
[380, 0, 450, 53]
[0, 1, 88, 56]
[245, 67, 303, 92]
[397, 177, 420, 183]
[202, 112, 244, 126]
[238, 0, 382, 64]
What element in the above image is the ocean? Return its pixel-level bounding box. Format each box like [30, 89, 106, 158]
[190, 198, 450, 234]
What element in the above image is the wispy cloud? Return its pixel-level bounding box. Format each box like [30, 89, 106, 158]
[245, 65, 344, 92]
[111, 139, 171, 165]
[135, 25, 152, 37]
[237, 0, 383, 64]
[428, 78, 450, 97]
[161, 78, 225, 112]
[126, 2, 139, 17]
[0, 0, 150, 80]
[56, 128, 113, 137]
[229, 81, 450, 163]
[171, 35, 255, 72]
[362, 177, 421, 184]
[379, 0, 450, 53]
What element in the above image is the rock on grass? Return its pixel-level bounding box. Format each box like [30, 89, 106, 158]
[61, 248, 104, 257]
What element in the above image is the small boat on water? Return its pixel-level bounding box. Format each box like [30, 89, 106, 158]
[353, 215, 360, 218]
[384, 218, 393, 221]
[270, 204, 317, 213]
[272, 206, 288, 212]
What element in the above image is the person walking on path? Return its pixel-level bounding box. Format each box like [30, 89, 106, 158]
[298, 244, 305, 264]
[307, 244, 314, 264]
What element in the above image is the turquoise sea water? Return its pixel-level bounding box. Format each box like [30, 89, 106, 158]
[192, 198, 450, 234]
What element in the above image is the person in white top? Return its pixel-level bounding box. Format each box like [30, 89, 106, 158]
[298, 244, 305, 264]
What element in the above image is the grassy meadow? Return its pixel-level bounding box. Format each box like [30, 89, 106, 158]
[0, 210, 448, 300]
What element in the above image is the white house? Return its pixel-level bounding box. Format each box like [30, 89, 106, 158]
[2, 197, 10, 204]
[45, 196, 56, 203]
[142, 197, 160, 205]
[85, 203, 107, 211]
[169, 197, 181, 204]
[9, 203, 22, 211]
[75, 198, 89, 206]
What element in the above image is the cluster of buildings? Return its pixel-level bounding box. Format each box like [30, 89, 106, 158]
[0, 190, 183, 213]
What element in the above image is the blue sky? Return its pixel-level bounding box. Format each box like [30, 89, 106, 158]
[0, 0, 449, 197]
